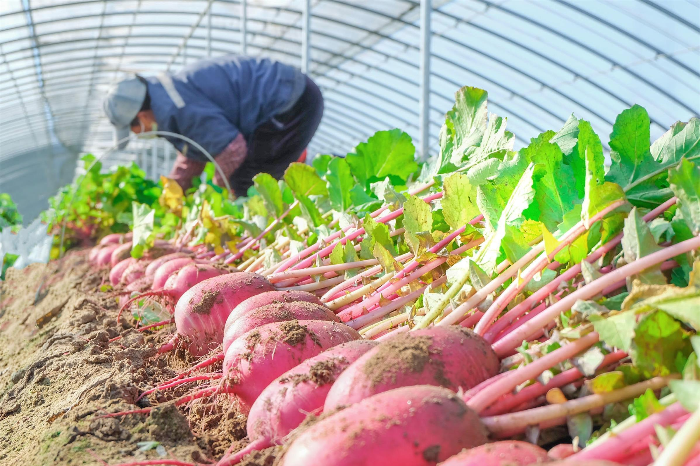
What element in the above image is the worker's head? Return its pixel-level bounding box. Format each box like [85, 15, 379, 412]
[103, 75, 154, 149]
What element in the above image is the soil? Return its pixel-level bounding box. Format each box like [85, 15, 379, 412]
[361, 333, 450, 387]
[0, 250, 274, 466]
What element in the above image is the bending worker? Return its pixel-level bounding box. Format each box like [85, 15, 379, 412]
[103, 55, 323, 196]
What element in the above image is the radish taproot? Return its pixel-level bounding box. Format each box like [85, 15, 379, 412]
[222, 301, 339, 353]
[222, 319, 361, 410]
[324, 326, 499, 410]
[438, 441, 548, 466]
[220, 340, 378, 465]
[162, 272, 276, 356]
[281, 385, 488, 466]
[99, 232, 131, 246]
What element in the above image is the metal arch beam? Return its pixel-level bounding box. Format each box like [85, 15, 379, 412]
[419, 0, 431, 161]
[474, 0, 698, 117]
[240, 0, 247, 55]
[556, 0, 700, 81]
[324, 2, 616, 127]
[165, 0, 214, 71]
[301, 0, 311, 73]
[77, 0, 108, 153]
[112, 0, 142, 82]
[430, 9, 667, 128]
[638, 0, 700, 34]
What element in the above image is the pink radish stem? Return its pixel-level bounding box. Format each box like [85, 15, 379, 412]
[481, 350, 627, 416]
[573, 402, 688, 462]
[467, 332, 600, 413]
[481, 376, 676, 435]
[483, 197, 677, 342]
[226, 201, 298, 263]
[475, 199, 628, 336]
[494, 234, 700, 357]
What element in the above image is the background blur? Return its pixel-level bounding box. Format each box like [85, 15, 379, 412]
[1, 0, 698, 222]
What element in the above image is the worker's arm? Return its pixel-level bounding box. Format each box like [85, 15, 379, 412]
[168, 133, 248, 191]
[166, 100, 248, 191]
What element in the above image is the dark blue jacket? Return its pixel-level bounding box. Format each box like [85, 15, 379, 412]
[145, 55, 306, 162]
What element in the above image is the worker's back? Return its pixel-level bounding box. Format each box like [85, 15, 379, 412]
[146, 55, 306, 158]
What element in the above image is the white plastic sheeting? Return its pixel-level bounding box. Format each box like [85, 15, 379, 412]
[1, 0, 699, 220]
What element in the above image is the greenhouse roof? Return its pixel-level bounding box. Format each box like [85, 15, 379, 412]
[1, 0, 699, 219]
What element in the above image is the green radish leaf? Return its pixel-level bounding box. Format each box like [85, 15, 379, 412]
[475, 164, 536, 274]
[297, 194, 325, 228]
[524, 268, 557, 293]
[590, 371, 626, 394]
[629, 389, 665, 421]
[346, 129, 418, 189]
[312, 154, 332, 178]
[606, 105, 654, 191]
[371, 179, 407, 206]
[649, 218, 675, 243]
[623, 118, 700, 207]
[630, 311, 692, 377]
[683, 353, 698, 381]
[589, 312, 636, 352]
[442, 173, 480, 230]
[521, 130, 581, 231]
[621, 207, 666, 285]
[572, 300, 609, 317]
[461, 114, 514, 167]
[582, 147, 627, 227]
[284, 162, 328, 197]
[253, 173, 284, 217]
[550, 114, 580, 171]
[403, 194, 432, 236]
[601, 292, 629, 311]
[131, 202, 155, 258]
[329, 242, 344, 266]
[360, 215, 395, 259]
[326, 157, 356, 211]
[567, 413, 593, 449]
[669, 157, 700, 235]
[447, 87, 489, 164]
[669, 380, 700, 411]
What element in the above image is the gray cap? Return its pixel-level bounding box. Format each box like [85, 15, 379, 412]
[103, 75, 147, 150]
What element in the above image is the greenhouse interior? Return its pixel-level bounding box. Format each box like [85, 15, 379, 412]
[0, 1, 699, 465]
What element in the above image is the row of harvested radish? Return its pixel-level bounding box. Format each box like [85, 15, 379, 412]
[89, 234, 627, 466]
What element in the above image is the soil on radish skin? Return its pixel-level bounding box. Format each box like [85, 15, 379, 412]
[0, 250, 247, 465]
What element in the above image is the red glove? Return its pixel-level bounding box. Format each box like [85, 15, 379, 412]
[169, 152, 205, 191]
[168, 134, 248, 192]
[212, 133, 248, 189]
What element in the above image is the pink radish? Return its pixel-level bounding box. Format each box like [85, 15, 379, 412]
[224, 290, 323, 331]
[88, 245, 103, 263]
[110, 242, 133, 267]
[438, 441, 549, 466]
[162, 272, 276, 356]
[220, 340, 378, 465]
[99, 232, 129, 246]
[120, 259, 146, 286]
[222, 301, 340, 353]
[324, 326, 499, 411]
[145, 252, 192, 279]
[281, 385, 488, 466]
[110, 258, 136, 286]
[222, 319, 361, 410]
[118, 264, 229, 322]
[152, 257, 195, 289]
[95, 244, 119, 267]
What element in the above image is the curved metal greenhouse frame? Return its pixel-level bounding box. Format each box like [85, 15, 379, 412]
[1, 0, 698, 220]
